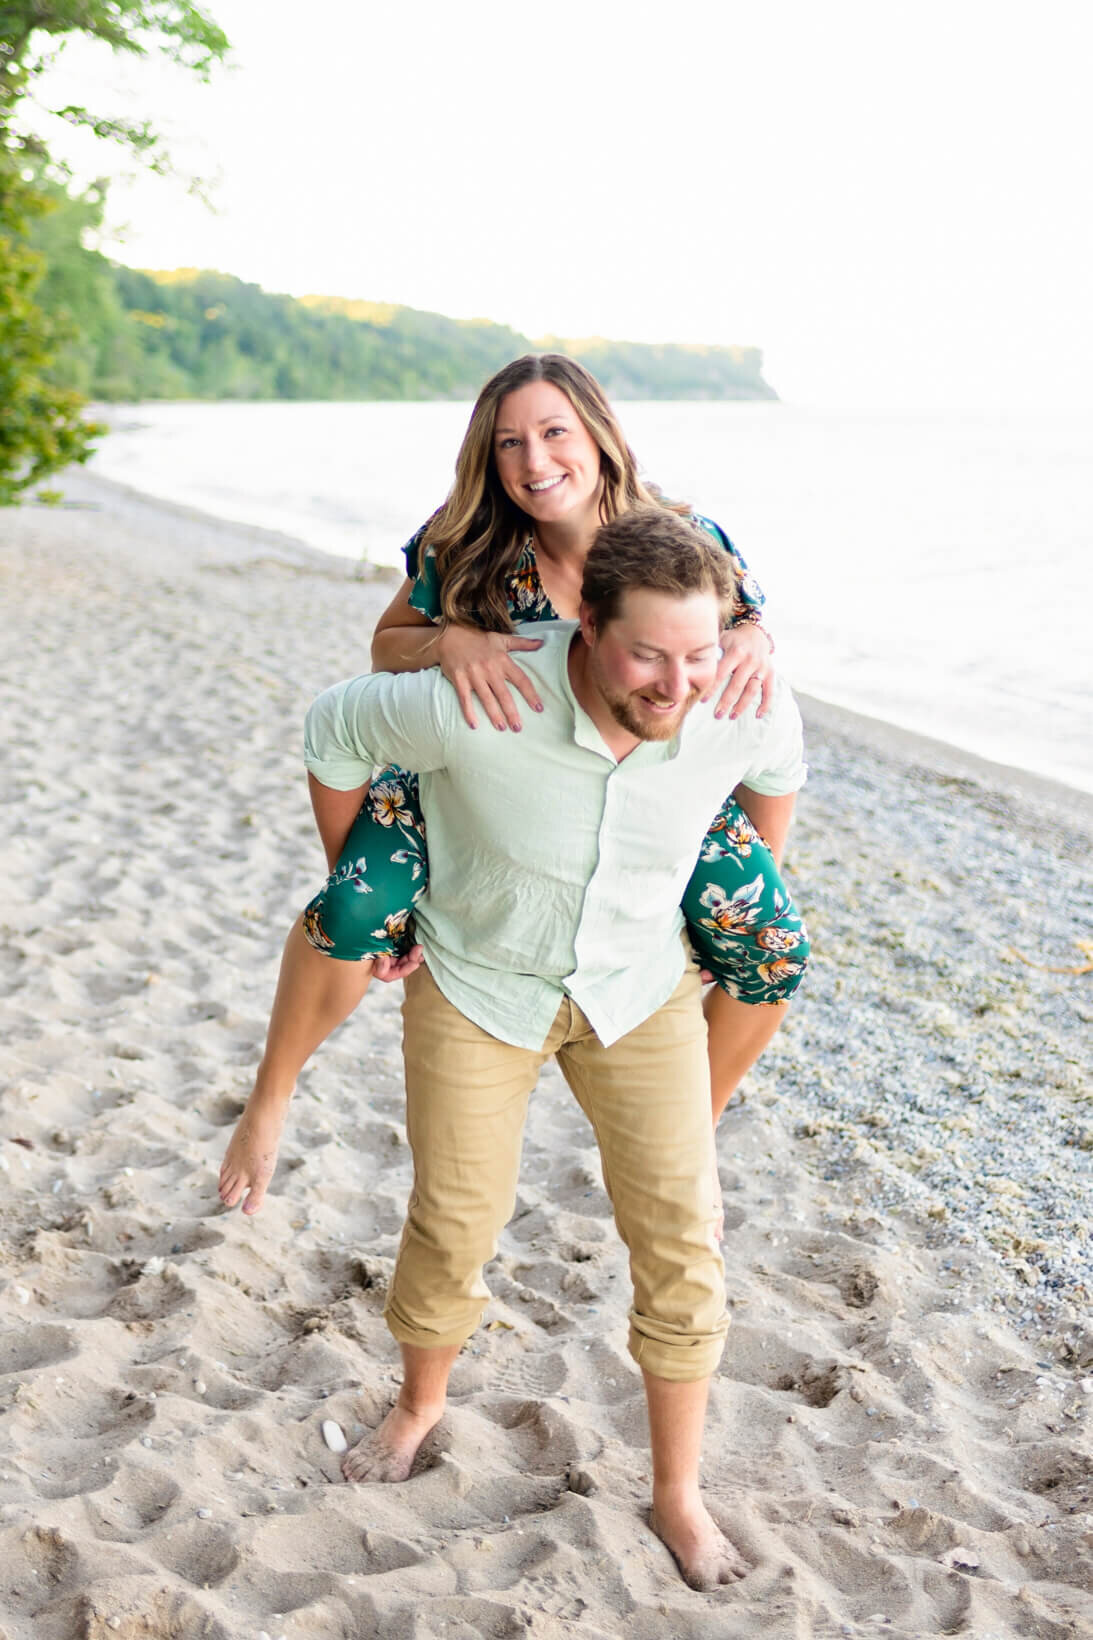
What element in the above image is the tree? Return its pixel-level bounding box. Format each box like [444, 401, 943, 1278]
[1, 2, 228, 187]
[0, 0, 228, 500]
[0, 212, 94, 502]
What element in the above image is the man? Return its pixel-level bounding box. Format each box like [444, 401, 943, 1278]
[221, 507, 806, 1589]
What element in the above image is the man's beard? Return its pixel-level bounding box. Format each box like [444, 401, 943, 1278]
[600, 679, 700, 741]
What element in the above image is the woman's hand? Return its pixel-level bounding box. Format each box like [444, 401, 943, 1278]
[702, 623, 776, 720]
[436, 624, 545, 730]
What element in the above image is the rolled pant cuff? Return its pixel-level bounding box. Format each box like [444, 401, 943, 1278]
[628, 1325, 727, 1383]
[384, 1299, 482, 1353]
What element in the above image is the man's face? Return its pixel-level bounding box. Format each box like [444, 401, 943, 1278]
[582, 588, 723, 741]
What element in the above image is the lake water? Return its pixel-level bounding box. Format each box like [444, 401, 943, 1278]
[90, 401, 1093, 795]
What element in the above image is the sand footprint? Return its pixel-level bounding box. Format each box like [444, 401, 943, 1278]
[79, 1581, 231, 1640]
[490, 1351, 569, 1400]
[0, 1321, 78, 1375]
[84, 1464, 181, 1542]
[106, 1263, 195, 1324]
[251, 1510, 425, 1577]
[0, 1524, 85, 1622]
[477, 1397, 585, 1474]
[144, 1516, 240, 1589]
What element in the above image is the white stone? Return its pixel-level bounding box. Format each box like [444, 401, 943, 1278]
[321, 1419, 348, 1453]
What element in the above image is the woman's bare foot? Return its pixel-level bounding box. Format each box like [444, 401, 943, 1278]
[650, 1492, 749, 1590]
[218, 1095, 289, 1215]
[342, 1401, 443, 1483]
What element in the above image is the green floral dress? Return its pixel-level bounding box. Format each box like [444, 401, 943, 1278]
[302, 515, 809, 1003]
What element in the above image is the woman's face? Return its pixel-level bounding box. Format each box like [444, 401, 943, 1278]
[492, 381, 604, 535]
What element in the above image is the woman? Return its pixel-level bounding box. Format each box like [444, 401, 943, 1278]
[219, 354, 808, 1216]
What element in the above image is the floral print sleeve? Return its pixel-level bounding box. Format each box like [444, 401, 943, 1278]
[691, 512, 766, 627]
[403, 524, 442, 623]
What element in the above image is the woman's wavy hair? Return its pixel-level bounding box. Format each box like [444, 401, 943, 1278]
[422, 353, 687, 632]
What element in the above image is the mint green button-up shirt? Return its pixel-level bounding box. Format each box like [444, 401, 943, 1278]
[304, 624, 806, 1050]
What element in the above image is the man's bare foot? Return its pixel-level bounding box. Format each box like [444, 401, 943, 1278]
[650, 1493, 749, 1590]
[342, 1400, 442, 1483]
[218, 1095, 289, 1215]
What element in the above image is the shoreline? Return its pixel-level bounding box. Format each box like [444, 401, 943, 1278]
[2, 474, 1091, 1637]
[57, 465, 1093, 812]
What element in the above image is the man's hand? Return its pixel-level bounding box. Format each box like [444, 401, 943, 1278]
[436, 625, 544, 731]
[371, 944, 426, 983]
[701, 624, 775, 720]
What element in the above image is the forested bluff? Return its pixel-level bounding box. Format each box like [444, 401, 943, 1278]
[32, 192, 776, 404]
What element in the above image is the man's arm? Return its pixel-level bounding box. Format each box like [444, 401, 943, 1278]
[304, 670, 453, 793]
[729, 679, 808, 859]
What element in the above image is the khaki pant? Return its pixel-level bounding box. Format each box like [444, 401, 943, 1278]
[386, 962, 728, 1382]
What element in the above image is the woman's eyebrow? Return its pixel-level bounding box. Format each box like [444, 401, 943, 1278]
[495, 415, 570, 435]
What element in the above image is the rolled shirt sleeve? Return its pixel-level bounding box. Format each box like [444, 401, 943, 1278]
[304, 671, 453, 789]
[733, 676, 808, 796]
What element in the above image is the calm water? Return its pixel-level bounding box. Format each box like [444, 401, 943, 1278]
[90, 401, 1093, 794]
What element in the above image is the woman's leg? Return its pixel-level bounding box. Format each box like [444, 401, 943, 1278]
[252, 914, 379, 1103]
[220, 770, 428, 1213]
[681, 794, 809, 1123]
[702, 988, 787, 1124]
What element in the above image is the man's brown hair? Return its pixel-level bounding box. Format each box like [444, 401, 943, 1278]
[581, 506, 737, 629]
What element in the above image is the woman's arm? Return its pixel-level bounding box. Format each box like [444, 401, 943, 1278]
[692, 514, 776, 720]
[371, 577, 546, 731]
[732, 786, 796, 866]
[308, 773, 369, 870]
[371, 577, 445, 673]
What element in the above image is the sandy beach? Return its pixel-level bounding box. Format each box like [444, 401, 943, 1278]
[2, 470, 1091, 1640]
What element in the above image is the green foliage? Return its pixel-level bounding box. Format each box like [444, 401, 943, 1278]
[0, 0, 229, 500]
[0, 220, 100, 502]
[29, 255, 776, 404]
[1, 2, 229, 185]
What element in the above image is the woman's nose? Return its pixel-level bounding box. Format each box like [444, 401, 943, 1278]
[522, 436, 549, 472]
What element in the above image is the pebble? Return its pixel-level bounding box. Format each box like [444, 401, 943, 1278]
[13, 1285, 29, 1304]
[321, 1419, 348, 1453]
[941, 1546, 980, 1570]
[193, 1380, 207, 1396]
[768, 747, 1093, 1342]
[196, 1507, 212, 1519]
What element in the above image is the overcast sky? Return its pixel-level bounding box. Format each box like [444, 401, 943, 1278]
[28, 0, 1093, 409]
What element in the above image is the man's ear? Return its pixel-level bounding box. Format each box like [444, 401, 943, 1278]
[578, 600, 598, 647]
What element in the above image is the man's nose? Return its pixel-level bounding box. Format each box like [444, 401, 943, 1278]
[659, 660, 689, 701]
